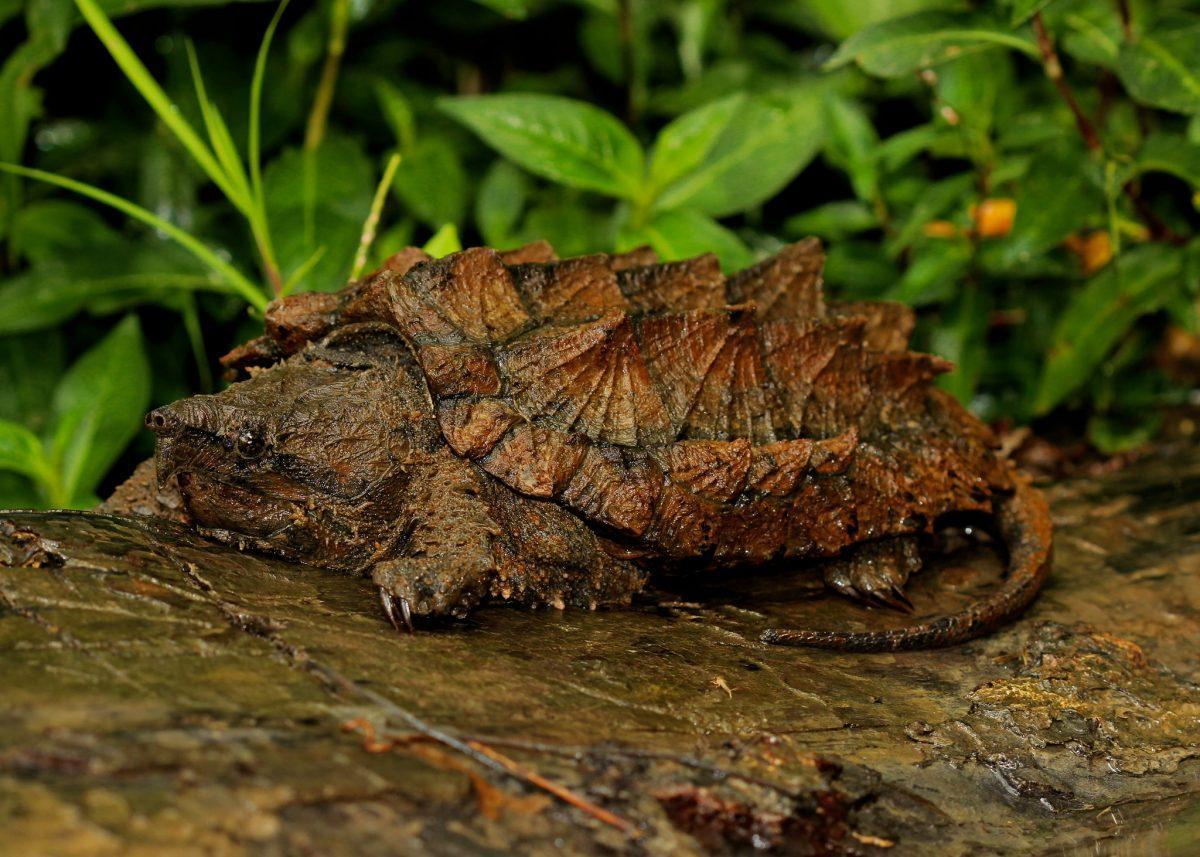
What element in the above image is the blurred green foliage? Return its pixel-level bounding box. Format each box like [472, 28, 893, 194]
[1, 0, 1199, 508]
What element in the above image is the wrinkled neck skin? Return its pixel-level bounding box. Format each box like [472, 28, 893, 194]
[148, 331, 439, 574]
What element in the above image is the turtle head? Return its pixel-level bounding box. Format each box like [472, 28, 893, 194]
[148, 326, 437, 570]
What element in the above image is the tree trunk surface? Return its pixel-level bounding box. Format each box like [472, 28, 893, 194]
[2, 446, 1199, 856]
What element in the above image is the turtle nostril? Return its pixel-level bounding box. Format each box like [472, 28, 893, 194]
[146, 408, 172, 432]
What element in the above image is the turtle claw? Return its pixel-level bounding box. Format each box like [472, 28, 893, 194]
[379, 587, 414, 634]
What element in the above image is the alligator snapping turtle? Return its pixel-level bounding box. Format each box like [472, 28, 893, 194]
[111, 239, 1052, 651]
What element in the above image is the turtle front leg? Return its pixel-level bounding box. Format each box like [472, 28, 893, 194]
[373, 552, 496, 630]
[823, 536, 921, 613]
[369, 446, 650, 632]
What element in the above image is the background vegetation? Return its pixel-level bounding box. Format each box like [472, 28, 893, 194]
[1, 0, 1199, 509]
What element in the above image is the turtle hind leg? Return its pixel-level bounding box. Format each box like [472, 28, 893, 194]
[822, 536, 921, 614]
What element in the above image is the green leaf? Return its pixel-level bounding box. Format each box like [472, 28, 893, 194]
[825, 11, 1038, 79]
[375, 80, 416, 152]
[10, 200, 116, 264]
[759, 0, 960, 41]
[439, 93, 644, 199]
[391, 136, 468, 230]
[886, 240, 970, 306]
[822, 93, 880, 203]
[476, 160, 530, 247]
[931, 283, 986, 404]
[886, 172, 973, 257]
[265, 136, 373, 292]
[0, 266, 213, 335]
[621, 208, 754, 272]
[48, 315, 151, 507]
[422, 224, 461, 258]
[784, 200, 878, 241]
[987, 151, 1094, 270]
[654, 89, 824, 217]
[1061, 9, 1122, 67]
[0, 418, 49, 483]
[876, 123, 943, 172]
[1122, 133, 1200, 189]
[1009, 0, 1055, 27]
[0, 331, 64, 432]
[646, 93, 745, 200]
[1115, 22, 1200, 115]
[1034, 246, 1184, 415]
[822, 240, 897, 297]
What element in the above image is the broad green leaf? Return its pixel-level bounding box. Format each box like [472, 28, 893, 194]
[516, 196, 614, 258]
[822, 240, 897, 297]
[784, 200, 878, 241]
[646, 93, 745, 199]
[886, 173, 973, 257]
[621, 208, 754, 272]
[0, 418, 49, 483]
[476, 160, 530, 247]
[822, 93, 879, 202]
[825, 11, 1038, 79]
[375, 80, 416, 152]
[934, 51, 1006, 156]
[1122, 133, 1200, 189]
[1009, 0, 1055, 26]
[1034, 246, 1183, 415]
[0, 331, 64, 432]
[0, 265, 213, 335]
[988, 151, 1095, 270]
[757, 0, 959, 41]
[931, 283, 987, 404]
[422, 224, 462, 258]
[10, 200, 116, 264]
[439, 94, 644, 199]
[1115, 23, 1200, 115]
[886, 240, 970, 306]
[49, 315, 151, 507]
[1061, 9, 1122, 67]
[876, 123, 944, 171]
[265, 136, 373, 291]
[654, 89, 824, 217]
[391, 136, 468, 230]
[470, 0, 531, 19]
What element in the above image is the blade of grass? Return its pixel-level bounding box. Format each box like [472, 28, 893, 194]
[304, 0, 350, 151]
[350, 151, 402, 281]
[179, 294, 213, 393]
[249, 0, 291, 290]
[73, 0, 240, 207]
[0, 163, 267, 310]
[279, 245, 327, 296]
[184, 41, 252, 214]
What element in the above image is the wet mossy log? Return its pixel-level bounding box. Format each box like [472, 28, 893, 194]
[2, 447, 1200, 855]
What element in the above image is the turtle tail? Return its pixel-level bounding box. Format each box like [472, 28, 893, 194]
[761, 468, 1052, 652]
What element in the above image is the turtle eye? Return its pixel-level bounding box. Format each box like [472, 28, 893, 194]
[235, 427, 267, 460]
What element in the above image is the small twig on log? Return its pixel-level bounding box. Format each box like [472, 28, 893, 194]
[338, 713, 637, 837]
[463, 734, 799, 797]
[464, 739, 638, 835]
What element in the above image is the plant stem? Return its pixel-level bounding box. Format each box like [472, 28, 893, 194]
[304, 0, 350, 151]
[1115, 0, 1133, 41]
[1032, 13, 1102, 152]
[351, 152, 402, 281]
